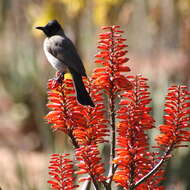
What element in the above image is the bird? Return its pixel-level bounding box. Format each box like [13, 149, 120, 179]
[36, 20, 95, 107]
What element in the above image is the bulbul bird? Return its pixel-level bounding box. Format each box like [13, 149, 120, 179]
[36, 20, 95, 107]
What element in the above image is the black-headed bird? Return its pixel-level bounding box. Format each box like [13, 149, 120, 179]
[36, 20, 94, 107]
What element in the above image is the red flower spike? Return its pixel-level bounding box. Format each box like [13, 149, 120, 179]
[46, 78, 82, 127]
[92, 25, 133, 94]
[75, 145, 106, 182]
[48, 154, 78, 190]
[73, 78, 109, 146]
[46, 77, 88, 148]
[113, 75, 163, 189]
[46, 73, 109, 148]
[91, 25, 133, 187]
[156, 85, 190, 149]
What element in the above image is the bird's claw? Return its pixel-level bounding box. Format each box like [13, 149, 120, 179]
[55, 72, 64, 83]
[48, 72, 65, 89]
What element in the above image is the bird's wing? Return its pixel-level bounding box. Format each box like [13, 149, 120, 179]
[48, 35, 87, 76]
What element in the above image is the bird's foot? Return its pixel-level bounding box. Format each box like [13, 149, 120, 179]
[48, 72, 65, 89]
[54, 72, 65, 84]
[55, 72, 64, 83]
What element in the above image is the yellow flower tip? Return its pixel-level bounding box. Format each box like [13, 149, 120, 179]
[64, 73, 72, 79]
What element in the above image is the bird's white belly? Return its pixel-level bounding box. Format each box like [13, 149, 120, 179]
[43, 38, 67, 72]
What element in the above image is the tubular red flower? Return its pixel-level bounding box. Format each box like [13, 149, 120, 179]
[72, 78, 110, 146]
[46, 78, 84, 133]
[92, 25, 133, 187]
[75, 145, 106, 183]
[113, 75, 160, 189]
[48, 154, 78, 190]
[92, 25, 132, 94]
[46, 76, 109, 147]
[156, 85, 190, 149]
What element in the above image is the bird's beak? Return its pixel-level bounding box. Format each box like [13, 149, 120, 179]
[35, 26, 44, 31]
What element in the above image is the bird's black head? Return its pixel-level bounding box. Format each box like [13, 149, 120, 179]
[36, 20, 63, 37]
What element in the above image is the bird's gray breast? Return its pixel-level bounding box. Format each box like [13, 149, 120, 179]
[43, 36, 68, 72]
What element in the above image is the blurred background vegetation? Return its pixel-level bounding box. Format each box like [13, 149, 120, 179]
[0, 0, 190, 189]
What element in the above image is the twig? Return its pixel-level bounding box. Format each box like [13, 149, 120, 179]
[68, 130, 79, 149]
[81, 180, 91, 190]
[108, 164, 118, 185]
[108, 26, 117, 181]
[131, 146, 172, 190]
[91, 177, 100, 190]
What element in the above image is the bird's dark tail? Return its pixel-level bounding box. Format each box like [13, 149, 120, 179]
[69, 69, 95, 107]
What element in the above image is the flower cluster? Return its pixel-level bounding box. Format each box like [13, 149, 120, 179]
[46, 76, 109, 148]
[46, 26, 190, 190]
[46, 77, 81, 133]
[156, 85, 190, 149]
[92, 25, 132, 97]
[72, 78, 110, 146]
[48, 154, 78, 190]
[114, 75, 158, 189]
[75, 145, 106, 183]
